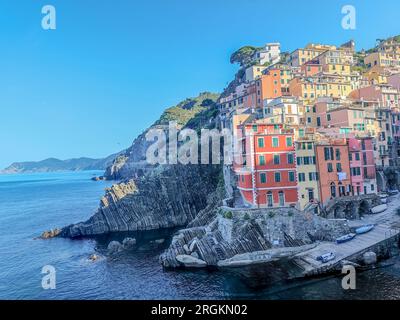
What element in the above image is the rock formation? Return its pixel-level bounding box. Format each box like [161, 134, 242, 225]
[160, 207, 350, 268]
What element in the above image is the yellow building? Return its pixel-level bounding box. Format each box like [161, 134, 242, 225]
[245, 65, 268, 82]
[322, 63, 351, 75]
[363, 66, 388, 84]
[289, 74, 353, 103]
[288, 44, 335, 67]
[295, 135, 320, 211]
[364, 52, 400, 68]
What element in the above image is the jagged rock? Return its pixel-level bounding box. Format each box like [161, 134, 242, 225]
[160, 207, 350, 268]
[122, 237, 136, 250]
[217, 244, 317, 267]
[59, 164, 224, 238]
[40, 228, 61, 239]
[176, 255, 207, 268]
[107, 241, 123, 254]
[363, 251, 377, 265]
[183, 244, 190, 254]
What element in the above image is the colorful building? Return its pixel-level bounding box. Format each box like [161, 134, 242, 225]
[235, 122, 297, 208]
[315, 139, 352, 206]
[296, 136, 320, 211]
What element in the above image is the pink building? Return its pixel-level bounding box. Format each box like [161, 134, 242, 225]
[347, 137, 377, 195]
[348, 138, 363, 195]
[326, 106, 366, 134]
[388, 74, 400, 91]
[349, 84, 399, 108]
[360, 137, 377, 194]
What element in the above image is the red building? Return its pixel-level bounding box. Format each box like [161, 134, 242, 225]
[235, 122, 297, 207]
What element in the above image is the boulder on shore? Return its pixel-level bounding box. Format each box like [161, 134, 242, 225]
[107, 241, 123, 254]
[363, 251, 377, 265]
[40, 228, 61, 239]
[122, 237, 136, 250]
[176, 254, 207, 268]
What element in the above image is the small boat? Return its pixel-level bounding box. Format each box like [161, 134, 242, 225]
[380, 198, 388, 204]
[355, 224, 374, 235]
[371, 204, 388, 214]
[336, 233, 356, 244]
[387, 189, 399, 196]
[379, 193, 388, 199]
[316, 252, 336, 263]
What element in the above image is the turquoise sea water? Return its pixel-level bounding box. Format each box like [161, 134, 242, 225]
[1, 171, 400, 300]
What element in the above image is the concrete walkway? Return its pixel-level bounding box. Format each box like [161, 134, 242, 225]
[293, 194, 400, 276]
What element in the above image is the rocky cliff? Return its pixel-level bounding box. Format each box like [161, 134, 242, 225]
[160, 207, 350, 268]
[60, 164, 223, 238]
[58, 92, 226, 238]
[104, 92, 220, 180]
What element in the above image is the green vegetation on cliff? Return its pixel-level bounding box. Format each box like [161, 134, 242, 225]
[156, 92, 220, 127]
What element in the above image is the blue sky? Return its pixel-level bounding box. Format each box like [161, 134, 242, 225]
[0, 0, 399, 168]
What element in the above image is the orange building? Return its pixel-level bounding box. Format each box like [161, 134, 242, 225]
[315, 139, 352, 206]
[255, 66, 292, 107]
[235, 122, 297, 207]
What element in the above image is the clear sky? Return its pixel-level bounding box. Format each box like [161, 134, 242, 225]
[0, 0, 399, 168]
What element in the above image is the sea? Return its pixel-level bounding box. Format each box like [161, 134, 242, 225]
[1, 170, 400, 300]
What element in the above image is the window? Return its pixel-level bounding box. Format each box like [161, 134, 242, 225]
[259, 155, 265, 165]
[324, 147, 333, 160]
[287, 153, 294, 164]
[298, 173, 306, 182]
[304, 157, 310, 165]
[330, 183, 336, 198]
[278, 191, 285, 206]
[289, 171, 295, 182]
[273, 154, 280, 165]
[335, 149, 341, 160]
[252, 125, 257, 132]
[272, 137, 279, 147]
[336, 163, 342, 172]
[327, 163, 333, 172]
[308, 189, 314, 202]
[260, 173, 267, 183]
[286, 136, 293, 147]
[355, 153, 360, 161]
[267, 192, 273, 207]
[258, 137, 264, 148]
[309, 172, 319, 181]
[275, 172, 281, 182]
[317, 117, 321, 126]
[307, 142, 313, 150]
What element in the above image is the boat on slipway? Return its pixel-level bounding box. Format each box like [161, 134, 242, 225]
[355, 224, 374, 235]
[336, 233, 356, 244]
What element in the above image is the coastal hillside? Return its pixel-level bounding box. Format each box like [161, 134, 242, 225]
[1, 154, 119, 174]
[104, 92, 220, 180]
[58, 92, 226, 238]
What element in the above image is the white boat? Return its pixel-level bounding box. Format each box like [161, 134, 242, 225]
[317, 252, 336, 263]
[355, 224, 374, 235]
[336, 233, 356, 244]
[371, 204, 388, 214]
[380, 198, 388, 204]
